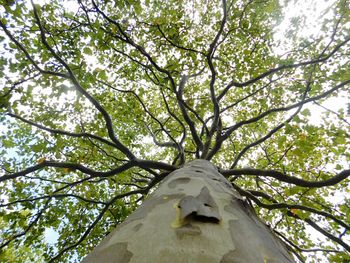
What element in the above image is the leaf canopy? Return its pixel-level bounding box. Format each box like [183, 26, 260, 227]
[0, 0, 349, 262]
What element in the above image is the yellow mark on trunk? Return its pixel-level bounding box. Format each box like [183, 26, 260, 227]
[171, 202, 184, 228]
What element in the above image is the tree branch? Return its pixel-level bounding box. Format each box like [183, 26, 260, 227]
[0, 193, 106, 207]
[235, 186, 349, 231]
[206, 78, 350, 159]
[223, 168, 350, 188]
[30, 2, 136, 160]
[275, 229, 343, 253]
[0, 198, 51, 250]
[176, 75, 203, 156]
[0, 158, 176, 183]
[0, 20, 68, 78]
[202, 0, 227, 158]
[7, 113, 118, 148]
[156, 24, 205, 55]
[48, 189, 145, 262]
[233, 184, 350, 251]
[218, 37, 350, 100]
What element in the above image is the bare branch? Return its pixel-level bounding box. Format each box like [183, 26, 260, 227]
[0, 20, 68, 78]
[235, 186, 349, 231]
[30, 2, 136, 160]
[202, 0, 227, 158]
[176, 75, 204, 156]
[313, 101, 350, 126]
[233, 184, 350, 251]
[304, 218, 350, 252]
[275, 230, 344, 253]
[0, 198, 51, 250]
[97, 79, 180, 151]
[223, 168, 350, 188]
[1, 73, 41, 98]
[218, 37, 350, 100]
[206, 78, 350, 159]
[160, 89, 186, 165]
[0, 161, 135, 183]
[0, 193, 106, 207]
[0, 158, 176, 183]
[49, 189, 145, 262]
[156, 25, 205, 55]
[7, 113, 118, 148]
[91, 0, 177, 91]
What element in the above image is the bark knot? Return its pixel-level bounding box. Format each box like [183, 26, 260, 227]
[178, 186, 221, 223]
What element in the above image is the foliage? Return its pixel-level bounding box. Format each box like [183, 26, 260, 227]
[0, 0, 349, 262]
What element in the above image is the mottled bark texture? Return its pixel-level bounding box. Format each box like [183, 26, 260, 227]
[82, 160, 295, 263]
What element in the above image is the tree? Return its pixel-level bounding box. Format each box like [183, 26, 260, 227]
[0, 0, 349, 262]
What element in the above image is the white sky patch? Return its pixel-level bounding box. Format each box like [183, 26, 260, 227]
[44, 227, 59, 245]
[306, 91, 349, 125]
[32, 0, 80, 12]
[273, 0, 336, 55]
[272, 0, 349, 127]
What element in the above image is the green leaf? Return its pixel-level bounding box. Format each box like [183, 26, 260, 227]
[335, 164, 342, 170]
[2, 139, 15, 148]
[19, 209, 31, 217]
[300, 108, 310, 116]
[83, 47, 93, 55]
[31, 144, 44, 153]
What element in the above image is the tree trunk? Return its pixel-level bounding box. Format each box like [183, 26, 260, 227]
[82, 159, 295, 263]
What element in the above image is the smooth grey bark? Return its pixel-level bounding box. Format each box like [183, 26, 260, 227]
[82, 159, 295, 263]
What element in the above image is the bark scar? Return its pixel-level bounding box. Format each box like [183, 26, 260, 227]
[178, 186, 221, 223]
